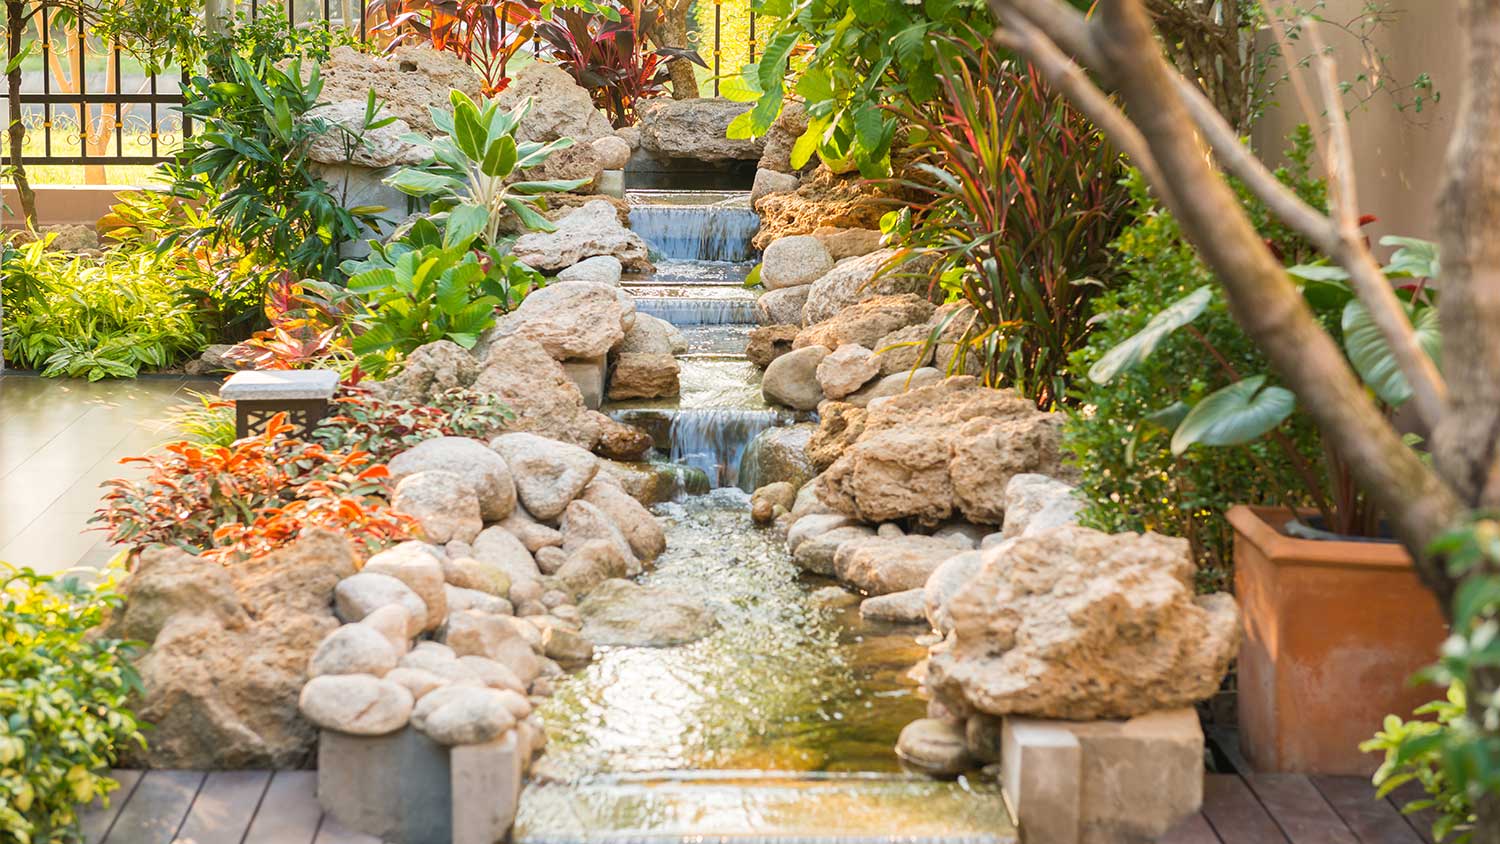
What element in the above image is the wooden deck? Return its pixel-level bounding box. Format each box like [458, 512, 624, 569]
[79, 769, 1435, 844]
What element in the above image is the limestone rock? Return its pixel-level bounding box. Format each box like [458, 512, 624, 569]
[367, 340, 479, 406]
[860, 589, 928, 624]
[471, 336, 603, 451]
[608, 353, 681, 400]
[1002, 474, 1084, 539]
[591, 135, 632, 170]
[637, 97, 764, 162]
[845, 368, 944, 408]
[811, 226, 884, 260]
[786, 513, 859, 554]
[790, 480, 837, 521]
[594, 416, 656, 462]
[803, 251, 938, 325]
[757, 101, 809, 173]
[472, 526, 542, 585]
[872, 323, 936, 376]
[896, 718, 974, 776]
[579, 579, 718, 646]
[499, 280, 629, 360]
[444, 610, 524, 662]
[393, 470, 483, 545]
[928, 526, 1241, 720]
[761, 235, 834, 290]
[299, 675, 413, 736]
[618, 313, 682, 355]
[335, 573, 428, 637]
[753, 166, 894, 250]
[560, 499, 639, 574]
[105, 545, 248, 644]
[495, 61, 615, 145]
[762, 345, 830, 410]
[311, 46, 483, 138]
[530, 141, 602, 192]
[555, 539, 630, 595]
[816, 344, 880, 400]
[807, 402, 867, 472]
[797, 294, 935, 352]
[411, 685, 518, 746]
[361, 541, 448, 633]
[742, 424, 817, 490]
[747, 324, 800, 368]
[949, 413, 1066, 525]
[557, 255, 624, 286]
[511, 200, 653, 274]
[491, 432, 600, 521]
[309, 623, 400, 678]
[793, 525, 876, 576]
[751, 482, 796, 525]
[924, 550, 983, 637]
[833, 535, 963, 595]
[302, 101, 425, 168]
[388, 437, 517, 522]
[755, 286, 810, 327]
[752, 168, 801, 204]
[580, 477, 666, 562]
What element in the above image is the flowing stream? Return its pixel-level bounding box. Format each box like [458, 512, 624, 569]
[515, 191, 1015, 842]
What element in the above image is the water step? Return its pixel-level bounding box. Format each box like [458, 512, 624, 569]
[628, 191, 761, 264]
[514, 771, 1018, 843]
[635, 296, 759, 327]
[629, 260, 756, 287]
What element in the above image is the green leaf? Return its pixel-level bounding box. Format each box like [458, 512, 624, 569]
[726, 109, 758, 140]
[1381, 235, 1441, 280]
[1287, 263, 1351, 282]
[1171, 376, 1297, 455]
[509, 178, 589, 195]
[443, 204, 488, 250]
[756, 32, 798, 95]
[1342, 300, 1442, 406]
[385, 169, 463, 198]
[453, 100, 487, 163]
[1088, 286, 1213, 384]
[480, 134, 518, 178]
[789, 119, 824, 170]
[504, 199, 557, 233]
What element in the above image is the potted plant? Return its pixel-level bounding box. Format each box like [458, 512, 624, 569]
[1089, 235, 1448, 775]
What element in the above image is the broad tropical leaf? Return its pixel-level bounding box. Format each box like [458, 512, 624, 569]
[1171, 376, 1297, 455]
[1089, 286, 1213, 384]
[1342, 300, 1443, 406]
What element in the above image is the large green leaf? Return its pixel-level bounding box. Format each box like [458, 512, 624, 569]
[1380, 235, 1441, 280]
[453, 99, 487, 163]
[480, 134, 518, 178]
[443, 204, 488, 251]
[1088, 286, 1213, 384]
[385, 169, 463, 198]
[1342, 299, 1443, 406]
[1171, 376, 1296, 455]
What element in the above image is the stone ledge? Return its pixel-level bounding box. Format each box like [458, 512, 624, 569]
[221, 369, 341, 401]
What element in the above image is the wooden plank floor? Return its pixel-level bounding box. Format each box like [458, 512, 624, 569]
[0, 373, 219, 574]
[79, 769, 1434, 843]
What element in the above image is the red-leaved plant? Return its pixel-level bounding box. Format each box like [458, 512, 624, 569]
[374, 0, 536, 95]
[94, 413, 414, 564]
[224, 274, 348, 370]
[311, 386, 514, 460]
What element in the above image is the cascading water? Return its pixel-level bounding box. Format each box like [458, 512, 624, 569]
[628, 191, 762, 263]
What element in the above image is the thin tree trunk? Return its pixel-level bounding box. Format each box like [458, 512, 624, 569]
[652, 0, 698, 99]
[5, 0, 36, 227]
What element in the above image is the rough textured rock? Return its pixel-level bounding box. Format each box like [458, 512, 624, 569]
[751, 482, 797, 525]
[811, 226, 884, 260]
[361, 542, 448, 632]
[747, 325, 801, 368]
[411, 685, 519, 745]
[388, 437, 517, 522]
[308, 623, 400, 678]
[495, 61, 615, 145]
[335, 573, 429, 636]
[752, 168, 801, 204]
[311, 46, 483, 138]
[872, 301, 982, 377]
[471, 526, 542, 586]
[928, 526, 1241, 720]
[490, 432, 599, 521]
[618, 313, 685, 355]
[608, 353, 681, 400]
[793, 525, 876, 576]
[753, 167, 895, 250]
[859, 589, 928, 624]
[761, 235, 834, 290]
[797, 294, 936, 352]
[117, 531, 357, 768]
[1002, 474, 1084, 539]
[531, 142, 603, 191]
[803, 251, 939, 325]
[755, 286, 811, 327]
[303, 101, 425, 168]
[786, 513, 861, 555]
[580, 477, 666, 562]
[872, 323, 936, 375]
[807, 402, 867, 472]
[299, 675, 414, 736]
[757, 100, 809, 173]
[742, 424, 817, 490]
[845, 368, 944, 408]
[366, 340, 480, 406]
[818, 378, 1064, 526]
[591, 135, 632, 170]
[638, 97, 764, 162]
[896, 718, 974, 776]
[833, 535, 963, 595]
[762, 345, 830, 410]
[511, 200, 653, 273]
[557, 255, 624, 286]
[392, 470, 483, 544]
[579, 579, 718, 646]
[815, 344, 880, 400]
[471, 336, 603, 451]
[499, 281, 629, 360]
[560, 500, 639, 574]
[925, 550, 983, 636]
[594, 416, 656, 462]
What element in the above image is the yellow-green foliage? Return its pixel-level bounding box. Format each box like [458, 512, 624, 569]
[0, 563, 146, 844]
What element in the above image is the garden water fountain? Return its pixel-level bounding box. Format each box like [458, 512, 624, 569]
[513, 189, 1017, 842]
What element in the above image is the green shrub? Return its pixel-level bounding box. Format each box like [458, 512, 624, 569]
[0, 236, 215, 379]
[1062, 134, 1327, 589]
[1363, 685, 1474, 842]
[0, 564, 147, 844]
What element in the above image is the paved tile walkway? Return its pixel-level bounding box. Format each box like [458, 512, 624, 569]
[0, 373, 218, 574]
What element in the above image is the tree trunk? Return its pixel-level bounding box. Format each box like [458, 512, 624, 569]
[652, 0, 699, 99]
[5, 0, 36, 227]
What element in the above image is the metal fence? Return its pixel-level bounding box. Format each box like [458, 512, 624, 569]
[8, 0, 760, 168]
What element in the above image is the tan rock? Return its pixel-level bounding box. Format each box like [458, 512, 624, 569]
[806, 402, 867, 472]
[310, 45, 483, 138]
[392, 470, 483, 544]
[511, 200, 653, 273]
[491, 432, 600, 521]
[753, 166, 895, 250]
[797, 295, 935, 352]
[608, 353, 681, 400]
[755, 286, 811, 327]
[750, 482, 796, 525]
[299, 675, 413, 736]
[833, 535, 964, 595]
[580, 477, 666, 561]
[762, 345, 830, 410]
[815, 344, 880, 400]
[387, 436, 517, 522]
[471, 336, 604, 450]
[811, 226, 884, 260]
[498, 281, 628, 360]
[361, 542, 448, 633]
[495, 60, 615, 144]
[747, 324, 801, 368]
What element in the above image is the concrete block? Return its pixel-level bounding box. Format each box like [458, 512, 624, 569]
[563, 356, 607, 409]
[318, 727, 453, 844]
[451, 731, 525, 844]
[597, 170, 625, 198]
[1002, 718, 1081, 844]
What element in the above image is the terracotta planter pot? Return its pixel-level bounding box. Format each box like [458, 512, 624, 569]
[1230, 505, 1449, 776]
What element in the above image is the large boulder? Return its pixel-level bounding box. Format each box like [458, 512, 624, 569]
[806, 402, 867, 472]
[761, 235, 834, 290]
[495, 61, 615, 145]
[490, 432, 600, 521]
[1002, 474, 1084, 539]
[578, 579, 718, 646]
[498, 280, 630, 360]
[797, 294, 936, 352]
[388, 436, 517, 522]
[366, 340, 479, 406]
[762, 345, 830, 410]
[311, 46, 483, 138]
[471, 336, 604, 451]
[818, 378, 1064, 526]
[607, 353, 681, 400]
[927, 526, 1241, 720]
[580, 476, 666, 562]
[844, 367, 944, 408]
[511, 201, 653, 274]
[558, 255, 624, 286]
[815, 344, 880, 400]
[302, 101, 425, 168]
[832, 535, 964, 595]
[115, 531, 357, 768]
[637, 98, 765, 162]
[811, 226, 884, 260]
[617, 313, 686, 355]
[741, 423, 818, 490]
[803, 251, 938, 325]
[392, 470, 483, 544]
[753, 166, 896, 250]
[755, 287, 811, 327]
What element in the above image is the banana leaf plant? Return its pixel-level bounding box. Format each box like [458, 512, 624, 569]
[1088, 235, 1442, 538]
[383, 90, 586, 247]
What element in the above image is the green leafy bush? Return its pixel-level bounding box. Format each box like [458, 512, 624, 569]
[0, 564, 147, 844]
[1062, 137, 1328, 587]
[312, 385, 514, 459]
[0, 235, 215, 379]
[1364, 685, 1473, 842]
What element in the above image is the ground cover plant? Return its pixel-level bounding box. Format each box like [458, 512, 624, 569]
[0, 564, 146, 844]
